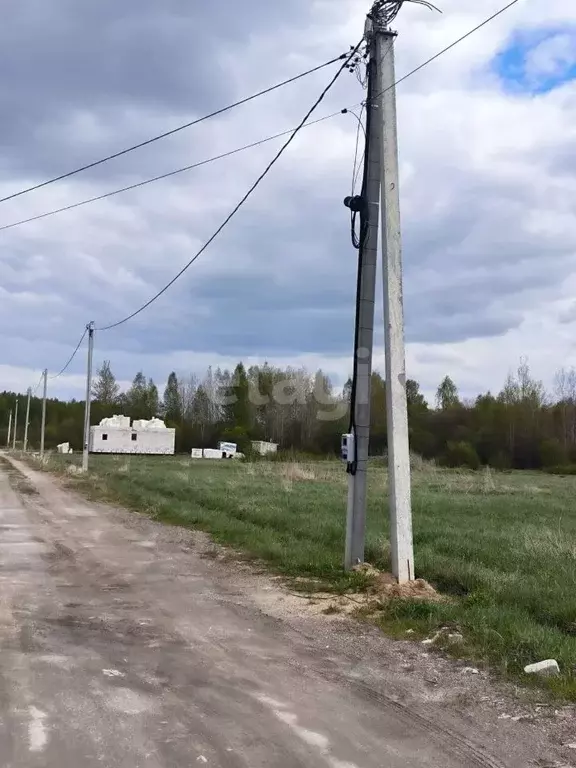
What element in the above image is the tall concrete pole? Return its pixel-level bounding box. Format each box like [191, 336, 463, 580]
[82, 323, 95, 472]
[376, 28, 414, 583]
[345, 24, 382, 569]
[12, 398, 19, 451]
[23, 387, 31, 452]
[6, 410, 12, 448]
[40, 369, 48, 459]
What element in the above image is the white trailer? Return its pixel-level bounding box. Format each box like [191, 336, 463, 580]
[89, 415, 175, 455]
[218, 442, 237, 458]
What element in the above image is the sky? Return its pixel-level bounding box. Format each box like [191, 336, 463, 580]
[1, 0, 576, 405]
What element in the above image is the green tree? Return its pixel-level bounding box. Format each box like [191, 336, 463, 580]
[539, 438, 567, 468]
[370, 372, 387, 455]
[126, 372, 148, 419]
[146, 379, 159, 417]
[406, 379, 427, 411]
[436, 375, 460, 410]
[163, 372, 181, 423]
[191, 385, 211, 441]
[91, 360, 120, 406]
[230, 362, 251, 432]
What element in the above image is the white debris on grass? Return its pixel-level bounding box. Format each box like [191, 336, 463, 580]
[524, 659, 560, 677]
[102, 669, 125, 678]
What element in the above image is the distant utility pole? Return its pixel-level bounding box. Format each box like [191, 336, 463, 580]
[345, 25, 382, 569]
[23, 387, 31, 452]
[40, 369, 48, 459]
[375, 22, 414, 582]
[12, 398, 18, 451]
[6, 410, 12, 448]
[82, 322, 95, 472]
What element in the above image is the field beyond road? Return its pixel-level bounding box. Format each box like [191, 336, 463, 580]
[35, 454, 576, 699]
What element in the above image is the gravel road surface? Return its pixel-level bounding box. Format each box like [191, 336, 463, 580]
[0, 455, 571, 767]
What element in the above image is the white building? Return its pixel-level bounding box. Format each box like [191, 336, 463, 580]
[251, 440, 279, 456]
[89, 415, 175, 455]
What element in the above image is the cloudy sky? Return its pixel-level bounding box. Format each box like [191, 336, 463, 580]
[1, 0, 576, 404]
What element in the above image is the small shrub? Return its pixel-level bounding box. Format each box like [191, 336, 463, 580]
[488, 450, 511, 470]
[539, 438, 567, 468]
[543, 464, 576, 476]
[442, 441, 480, 470]
[410, 452, 435, 472]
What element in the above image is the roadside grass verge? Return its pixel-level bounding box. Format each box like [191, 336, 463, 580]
[22, 453, 576, 700]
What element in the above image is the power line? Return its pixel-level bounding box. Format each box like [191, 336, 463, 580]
[0, 1, 520, 235]
[32, 371, 44, 394]
[0, 54, 348, 206]
[370, 0, 441, 27]
[21, 0, 521, 359]
[49, 326, 88, 379]
[0, 112, 343, 233]
[386, 0, 520, 92]
[96, 42, 364, 331]
[348, 107, 366, 195]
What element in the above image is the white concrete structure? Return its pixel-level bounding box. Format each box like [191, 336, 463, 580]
[57, 442, 73, 454]
[203, 448, 225, 460]
[251, 440, 279, 456]
[99, 415, 131, 429]
[191, 445, 244, 460]
[89, 415, 175, 455]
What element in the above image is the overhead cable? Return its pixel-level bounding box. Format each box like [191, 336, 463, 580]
[0, 112, 343, 233]
[348, 106, 366, 196]
[0, 1, 521, 235]
[24, 0, 521, 359]
[95, 43, 364, 331]
[0, 54, 349, 206]
[49, 326, 88, 379]
[32, 371, 44, 394]
[370, 0, 441, 27]
[378, 0, 520, 94]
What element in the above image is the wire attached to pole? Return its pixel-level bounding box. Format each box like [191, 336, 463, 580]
[49, 326, 88, 379]
[31, 0, 521, 363]
[0, 2, 520, 236]
[0, 54, 350, 206]
[370, 0, 441, 28]
[96, 41, 364, 332]
[345, 53, 376, 476]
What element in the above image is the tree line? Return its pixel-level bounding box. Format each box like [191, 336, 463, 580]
[2, 357, 576, 469]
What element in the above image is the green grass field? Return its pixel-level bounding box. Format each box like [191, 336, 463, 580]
[29, 453, 576, 699]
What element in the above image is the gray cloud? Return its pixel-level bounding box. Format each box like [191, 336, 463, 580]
[1, 0, 576, 399]
[0, 0, 313, 182]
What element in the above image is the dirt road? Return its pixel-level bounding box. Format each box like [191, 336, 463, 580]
[0, 456, 571, 767]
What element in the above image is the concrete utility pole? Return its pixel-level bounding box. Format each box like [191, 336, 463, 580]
[376, 25, 415, 583]
[345, 22, 382, 569]
[23, 387, 31, 452]
[12, 398, 19, 451]
[82, 322, 95, 472]
[40, 369, 48, 459]
[6, 410, 12, 448]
